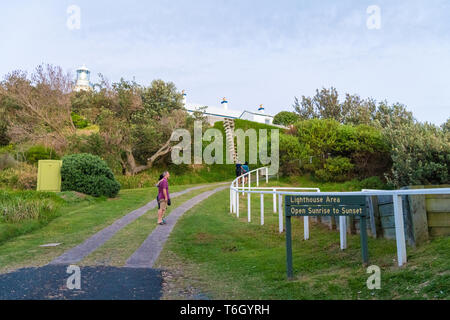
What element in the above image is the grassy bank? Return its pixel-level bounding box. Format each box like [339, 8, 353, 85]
[156, 188, 449, 300]
[0, 190, 99, 244]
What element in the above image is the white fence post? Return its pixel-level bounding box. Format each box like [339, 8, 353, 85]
[278, 194, 283, 233]
[266, 167, 268, 183]
[304, 216, 309, 240]
[260, 193, 264, 225]
[339, 216, 347, 250]
[233, 189, 237, 214]
[393, 195, 407, 266]
[230, 189, 233, 213]
[273, 189, 277, 213]
[256, 169, 259, 187]
[248, 190, 251, 223]
[236, 189, 239, 218]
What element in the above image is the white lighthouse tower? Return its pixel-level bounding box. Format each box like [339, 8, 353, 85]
[74, 65, 92, 92]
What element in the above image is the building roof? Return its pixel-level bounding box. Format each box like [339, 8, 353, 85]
[239, 110, 274, 119]
[185, 103, 273, 119]
[185, 103, 243, 119]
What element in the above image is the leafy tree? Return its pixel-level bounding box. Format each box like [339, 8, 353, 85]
[0, 64, 75, 151]
[73, 77, 190, 175]
[293, 88, 414, 128]
[441, 118, 450, 133]
[341, 94, 377, 126]
[294, 87, 343, 121]
[139, 79, 183, 117]
[273, 111, 299, 126]
[293, 96, 315, 120]
[374, 101, 414, 129]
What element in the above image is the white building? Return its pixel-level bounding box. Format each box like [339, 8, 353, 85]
[184, 94, 274, 126]
[74, 65, 93, 92]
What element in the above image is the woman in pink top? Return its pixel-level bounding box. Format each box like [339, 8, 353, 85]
[157, 171, 170, 225]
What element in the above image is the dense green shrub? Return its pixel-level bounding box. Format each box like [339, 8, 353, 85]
[24, 145, 59, 164]
[61, 153, 121, 198]
[71, 112, 89, 129]
[286, 119, 390, 180]
[279, 134, 304, 176]
[384, 123, 450, 187]
[273, 111, 299, 126]
[358, 176, 387, 190]
[315, 157, 354, 182]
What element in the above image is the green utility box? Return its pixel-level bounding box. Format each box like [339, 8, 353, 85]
[37, 160, 63, 192]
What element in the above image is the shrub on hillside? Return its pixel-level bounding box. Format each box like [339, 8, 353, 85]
[25, 145, 59, 165]
[273, 111, 299, 126]
[358, 176, 387, 190]
[288, 119, 390, 179]
[61, 153, 121, 198]
[71, 112, 89, 129]
[315, 156, 354, 182]
[0, 162, 37, 190]
[384, 122, 450, 187]
[0, 153, 17, 170]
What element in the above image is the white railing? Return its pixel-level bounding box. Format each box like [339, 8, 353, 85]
[230, 167, 450, 267]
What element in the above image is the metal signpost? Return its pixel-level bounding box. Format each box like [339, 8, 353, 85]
[284, 195, 368, 279]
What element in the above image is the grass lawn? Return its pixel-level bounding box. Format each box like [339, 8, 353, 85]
[156, 186, 450, 300]
[0, 182, 218, 274]
[80, 183, 224, 267]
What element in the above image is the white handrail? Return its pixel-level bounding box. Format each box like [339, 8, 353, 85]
[229, 166, 450, 267]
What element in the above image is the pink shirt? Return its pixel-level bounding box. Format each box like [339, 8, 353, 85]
[158, 178, 169, 200]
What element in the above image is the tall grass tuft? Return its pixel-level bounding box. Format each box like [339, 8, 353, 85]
[0, 190, 60, 223]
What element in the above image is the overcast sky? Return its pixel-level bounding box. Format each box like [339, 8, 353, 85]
[1, 0, 449, 124]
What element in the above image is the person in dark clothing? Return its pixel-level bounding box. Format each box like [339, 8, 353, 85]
[156, 174, 164, 210]
[242, 161, 250, 184]
[235, 162, 242, 179]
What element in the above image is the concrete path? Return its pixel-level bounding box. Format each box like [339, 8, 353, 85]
[0, 265, 162, 300]
[125, 185, 228, 268]
[50, 184, 217, 265]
